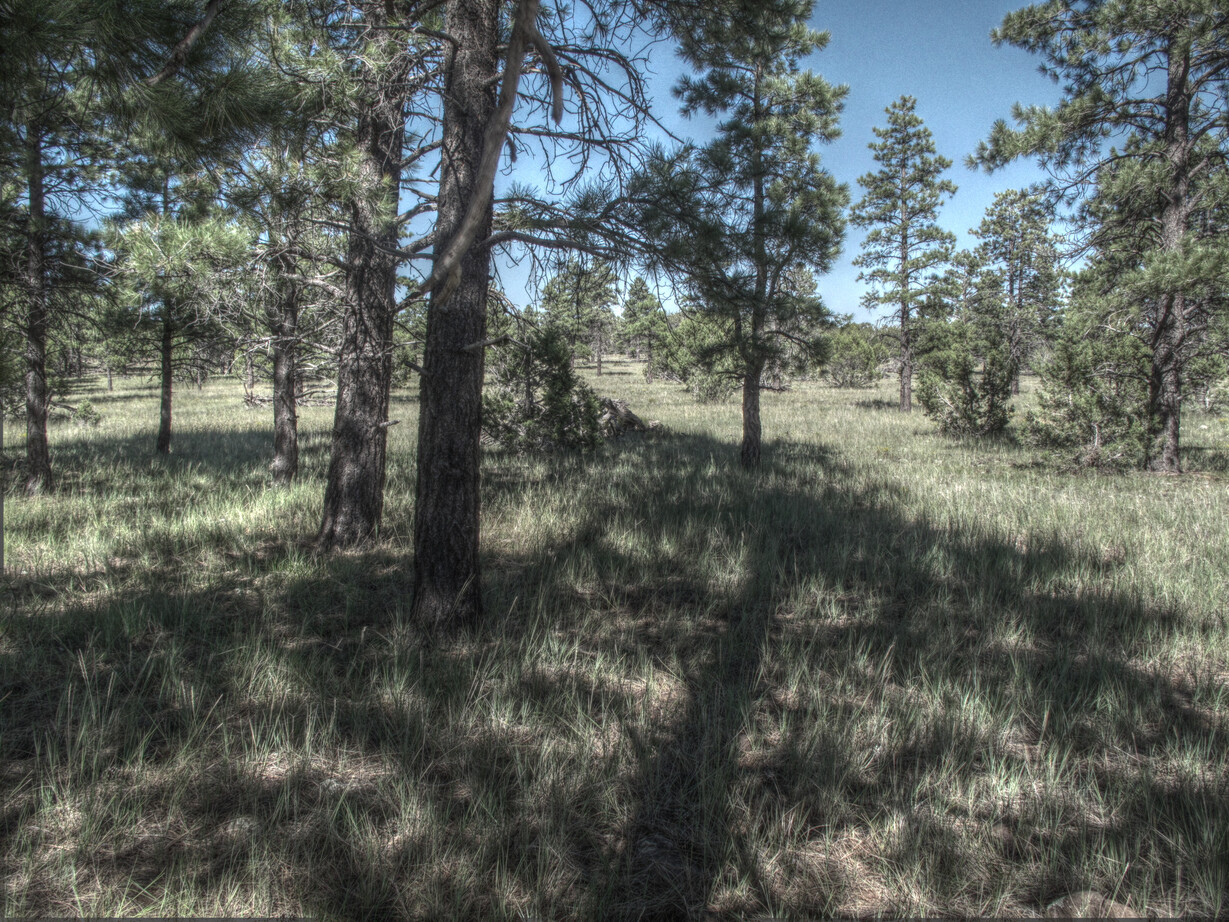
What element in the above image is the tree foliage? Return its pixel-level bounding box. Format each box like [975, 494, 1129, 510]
[850, 95, 957, 412]
[635, 0, 847, 466]
[482, 326, 601, 453]
[824, 320, 886, 389]
[974, 0, 1229, 471]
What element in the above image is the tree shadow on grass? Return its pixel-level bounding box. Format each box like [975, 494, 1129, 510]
[1, 432, 1226, 919]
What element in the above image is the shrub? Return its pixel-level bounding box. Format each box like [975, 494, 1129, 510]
[824, 323, 886, 388]
[917, 324, 1013, 436]
[1022, 335, 1150, 469]
[482, 327, 601, 453]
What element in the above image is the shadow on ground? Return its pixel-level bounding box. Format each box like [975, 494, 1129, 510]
[1, 430, 1225, 919]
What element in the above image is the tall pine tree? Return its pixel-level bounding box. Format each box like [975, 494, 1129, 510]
[638, 0, 847, 468]
[973, 0, 1229, 472]
[850, 96, 957, 413]
[969, 189, 1064, 394]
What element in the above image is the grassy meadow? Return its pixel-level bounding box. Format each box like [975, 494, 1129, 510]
[2, 360, 1228, 919]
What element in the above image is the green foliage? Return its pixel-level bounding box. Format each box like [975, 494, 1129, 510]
[824, 321, 886, 388]
[1022, 306, 1151, 469]
[657, 311, 740, 402]
[917, 323, 1013, 436]
[851, 95, 956, 401]
[634, 0, 846, 425]
[974, 0, 1229, 470]
[482, 327, 601, 453]
[539, 259, 619, 367]
[968, 189, 1064, 384]
[620, 277, 669, 379]
[71, 398, 102, 426]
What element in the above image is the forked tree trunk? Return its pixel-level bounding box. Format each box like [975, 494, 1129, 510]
[317, 5, 407, 549]
[156, 311, 173, 454]
[740, 361, 764, 469]
[411, 0, 500, 628]
[24, 124, 52, 495]
[271, 270, 299, 485]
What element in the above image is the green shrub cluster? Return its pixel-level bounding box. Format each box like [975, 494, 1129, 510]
[482, 327, 601, 453]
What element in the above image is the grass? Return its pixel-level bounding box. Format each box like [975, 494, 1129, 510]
[2, 361, 1227, 919]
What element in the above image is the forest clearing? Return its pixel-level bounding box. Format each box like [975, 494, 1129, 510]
[6, 0, 1229, 917]
[1, 366, 1226, 918]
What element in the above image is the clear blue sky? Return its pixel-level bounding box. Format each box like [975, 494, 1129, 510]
[493, 0, 1064, 321]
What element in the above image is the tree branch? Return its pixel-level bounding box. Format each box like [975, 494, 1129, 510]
[145, 0, 227, 87]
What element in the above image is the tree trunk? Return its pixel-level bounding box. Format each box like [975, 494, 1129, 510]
[24, 124, 52, 495]
[1150, 349, 1182, 473]
[317, 5, 408, 549]
[411, 0, 500, 628]
[899, 336, 913, 413]
[595, 336, 603, 375]
[1147, 36, 1191, 474]
[156, 310, 173, 454]
[106, 366, 113, 391]
[271, 270, 299, 485]
[740, 362, 763, 469]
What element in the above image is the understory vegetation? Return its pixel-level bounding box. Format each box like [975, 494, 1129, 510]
[2, 365, 1227, 920]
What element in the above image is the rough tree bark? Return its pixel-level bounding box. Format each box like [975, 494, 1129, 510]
[899, 322, 913, 413]
[156, 310, 174, 454]
[740, 360, 764, 469]
[270, 263, 300, 485]
[316, 6, 408, 549]
[24, 123, 53, 494]
[411, 0, 501, 627]
[898, 194, 913, 413]
[1148, 34, 1192, 474]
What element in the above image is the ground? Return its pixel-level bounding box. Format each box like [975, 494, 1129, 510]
[1, 360, 1227, 919]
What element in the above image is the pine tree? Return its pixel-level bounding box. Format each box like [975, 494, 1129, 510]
[636, 0, 847, 468]
[969, 189, 1065, 393]
[620, 277, 668, 380]
[0, 0, 268, 490]
[850, 95, 957, 413]
[973, 0, 1229, 472]
[539, 258, 619, 374]
[411, 0, 690, 626]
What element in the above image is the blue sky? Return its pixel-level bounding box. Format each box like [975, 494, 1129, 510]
[493, 0, 1065, 321]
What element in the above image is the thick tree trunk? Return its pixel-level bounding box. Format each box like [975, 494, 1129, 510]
[1148, 291, 1184, 473]
[156, 311, 173, 454]
[411, 0, 500, 628]
[740, 363, 764, 469]
[24, 125, 52, 495]
[1147, 37, 1191, 474]
[271, 274, 300, 486]
[1150, 351, 1182, 473]
[106, 367, 113, 391]
[317, 6, 408, 549]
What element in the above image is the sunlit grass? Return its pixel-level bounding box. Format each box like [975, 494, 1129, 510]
[1, 363, 1227, 919]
